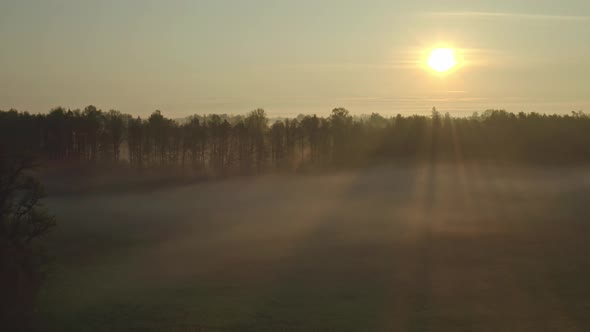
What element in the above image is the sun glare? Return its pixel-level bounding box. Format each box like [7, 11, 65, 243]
[427, 48, 458, 73]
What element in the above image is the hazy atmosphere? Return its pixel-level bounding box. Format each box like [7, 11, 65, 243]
[37, 165, 590, 331]
[1, 0, 589, 116]
[2, 1, 590, 331]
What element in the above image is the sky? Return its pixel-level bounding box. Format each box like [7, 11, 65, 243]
[1, 0, 589, 117]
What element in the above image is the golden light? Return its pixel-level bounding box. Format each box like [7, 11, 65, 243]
[427, 48, 458, 73]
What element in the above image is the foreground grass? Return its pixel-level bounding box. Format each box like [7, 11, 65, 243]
[37, 163, 590, 331]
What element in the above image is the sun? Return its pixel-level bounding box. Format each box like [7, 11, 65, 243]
[427, 48, 458, 73]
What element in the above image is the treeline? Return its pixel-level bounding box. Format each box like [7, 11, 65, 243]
[1, 106, 590, 174]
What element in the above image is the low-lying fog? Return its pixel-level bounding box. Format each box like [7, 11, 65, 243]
[39, 163, 590, 331]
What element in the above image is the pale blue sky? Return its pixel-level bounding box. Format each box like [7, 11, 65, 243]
[1, 0, 589, 117]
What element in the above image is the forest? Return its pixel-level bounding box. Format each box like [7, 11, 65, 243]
[2, 107, 590, 176]
[3, 107, 590, 330]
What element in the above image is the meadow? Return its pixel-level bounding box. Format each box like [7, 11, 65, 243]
[4, 1, 590, 330]
[36, 162, 590, 331]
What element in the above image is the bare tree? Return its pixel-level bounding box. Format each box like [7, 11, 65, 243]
[0, 155, 55, 330]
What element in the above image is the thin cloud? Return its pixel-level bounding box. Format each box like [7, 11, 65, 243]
[427, 11, 590, 21]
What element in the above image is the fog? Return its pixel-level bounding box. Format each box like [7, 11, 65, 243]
[39, 163, 590, 331]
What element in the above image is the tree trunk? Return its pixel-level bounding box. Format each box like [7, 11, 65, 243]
[0, 245, 42, 330]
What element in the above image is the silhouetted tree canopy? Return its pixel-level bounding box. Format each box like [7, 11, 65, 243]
[1, 107, 590, 175]
[0, 156, 56, 246]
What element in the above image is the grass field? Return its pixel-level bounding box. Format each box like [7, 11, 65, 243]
[37, 163, 590, 331]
